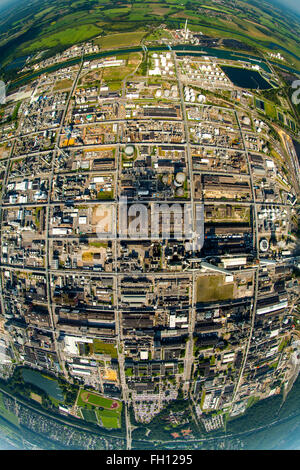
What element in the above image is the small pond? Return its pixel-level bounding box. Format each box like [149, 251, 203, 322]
[21, 368, 64, 402]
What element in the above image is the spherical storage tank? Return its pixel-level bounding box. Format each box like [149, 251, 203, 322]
[174, 172, 186, 187]
[125, 145, 135, 157]
[259, 238, 269, 252]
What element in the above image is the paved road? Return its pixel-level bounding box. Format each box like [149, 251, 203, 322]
[45, 54, 85, 379]
[172, 48, 197, 397]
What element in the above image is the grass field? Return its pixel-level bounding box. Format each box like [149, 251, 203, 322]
[93, 339, 118, 358]
[98, 412, 119, 429]
[22, 24, 102, 53]
[94, 31, 146, 50]
[30, 392, 42, 404]
[81, 408, 98, 424]
[196, 274, 235, 302]
[88, 241, 108, 248]
[264, 101, 278, 120]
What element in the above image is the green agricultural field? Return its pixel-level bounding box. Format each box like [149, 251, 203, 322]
[103, 7, 132, 20]
[0, 0, 300, 76]
[22, 24, 102, 53]
[94, 31, 146, 50]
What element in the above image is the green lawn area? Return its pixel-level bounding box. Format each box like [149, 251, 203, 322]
[96, 408, 120, 428]
[99, 414, 119, 429]
[196, 275, 235, 302]
[78, 391, 112, 408]
[265, 101, 278, 120]
[88, 241, 108, 248]
[101, 53, 141, 84]
[278, 338, 289, 352]
[95, 31, 146, 50]
[93, 339, 118, 358]
[146, 29, 173, 42]
[97, 190, 114, 200]
[125, 367, 133, 377]
[107, 81, 122, 91]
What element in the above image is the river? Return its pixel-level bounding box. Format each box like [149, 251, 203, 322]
[7, 44, 300, 92]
